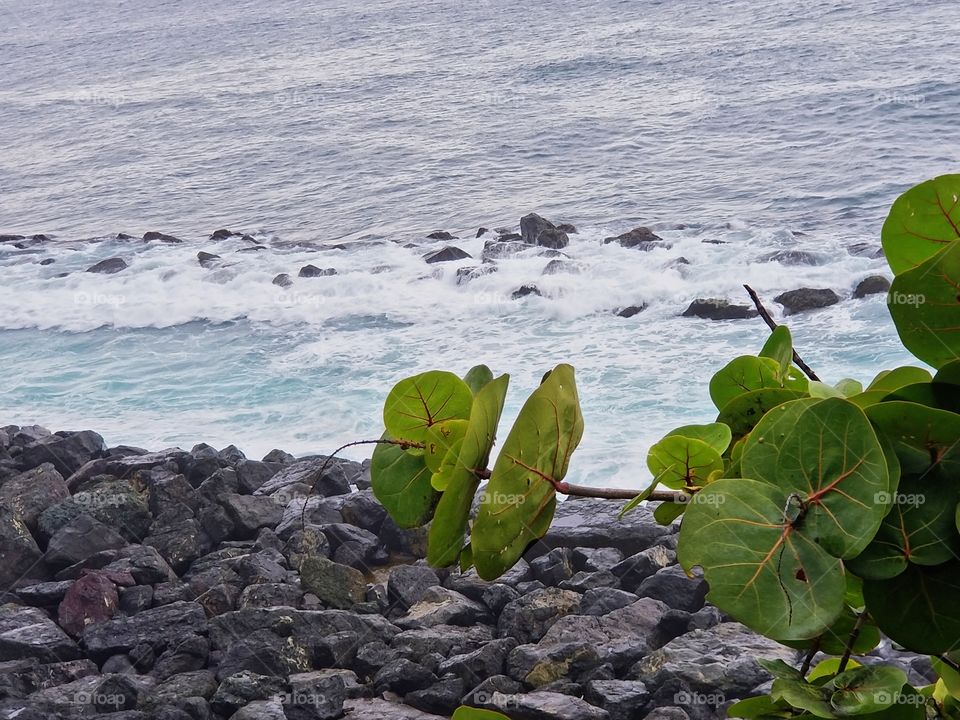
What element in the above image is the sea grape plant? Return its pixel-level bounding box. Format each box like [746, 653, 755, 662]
[369, 174, 960, 719]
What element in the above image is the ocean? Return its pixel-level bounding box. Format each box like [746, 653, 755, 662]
[1, 0, 956, 487]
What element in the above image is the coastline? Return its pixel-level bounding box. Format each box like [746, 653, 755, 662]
[0, 425, 928, 720]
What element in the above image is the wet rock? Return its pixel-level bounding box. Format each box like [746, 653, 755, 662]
[81, 600, 208, 661]
[774, 288, 840, 315]
[481, 240, 536, 261]
[520, 213, 569, 249]
[86, 257, 128, 274]
[616, 305, 646, 318]
[847, 242, 885, 258]
[58, 571, 119, 637]
[638, 565, 708, 612]
[476, 228, 489, 238]
[424, 246, 471, 264]
[272, 273, 294, 288]
[220, 494, 284, 538]
[374, 657, 437, 694]
[853, 275, 891, 298]
[0, 463, 69, 532]
[497, 588, 581, 644]
[144, 231, 184, 244]
[585, 679, 651, 720]
[612, 545, 676, 593]
[557, 223, 578, 234]
[388, 565, 441, 611]
[682, 299, 757, 320]
[299, 556, 366, 609]
[44, 514, 128, 570]
[542, 259, 579, 275]
[0, 605, 81, 662]
[16, 430, 106, 477]
[581, 588, 640, 616]
[342, 697, 448, 719]
[512, 284, 542, 299]
[427, 231, 457, 240]
[604, 227, 664, 249]
[455, 264, 498, 284]
[211, 228, 237, 240]
[536, 228, 570, 249]
[0, 502, 47, 587]
[299, 264, 337, 277]
[254, 456, 354, 498]
[397, 587, 490, 629]
[760, 250, 825, 265]
[479, 690, 610, 719]
[535, 496, 671, 558]
[197, 251, 221, 268]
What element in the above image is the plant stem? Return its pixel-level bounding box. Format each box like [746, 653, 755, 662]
[743, 284, 821, 381]
[800, 641, 820, 677]
[558, 482, 689, 502]
[938, 655, 960, 674]
[838, 612, 868, 673]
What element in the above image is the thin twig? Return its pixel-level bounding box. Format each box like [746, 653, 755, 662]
[800, 640, 820, 677]
[938, 655, 960, 674]
[558, 482, 690, 503]
[838, 612, 868, 673]
[743, 284, 820, 381]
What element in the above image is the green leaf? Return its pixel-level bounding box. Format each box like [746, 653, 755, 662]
[834, 379, 864, 397]
[384, 371, 474, 448]
[866, 401, 960, 476]
[758, 659, 804, 681]
[678, 478, 846, 641]
[647, 435, 724, 490]
[933, 658, 960, 699]
[863, 561, 960, 654]
[867, 367, 933, 393]
[710, 356, 803, 411]
[726, 695, 793, 719]
[426, 374, 509, 567]
[760, 325, 794, 378]
[717, 388, 809, 443]
[884, 381, 960, 414]
[741, 398, 890, 559]
[458, 543, 473, 573]
[463, 365, 495, 395]
[667, 422, 733, 455]
[370, 434, 437, 527]
[771, 678, 838, 718]
[935, 360, 960, 387]
[881, 174, 960, 275]
[888, 240, 960, 369]
[619, 477, 659, 518]
[452, 708, 512, 720]
[472, 364, 584, 580]
[653, 500, 687, 525]
[808, 658, 862, 682]
[424, 419, 469, 474]
[786, 610, 881, 656]
[828, 665, 907, 716]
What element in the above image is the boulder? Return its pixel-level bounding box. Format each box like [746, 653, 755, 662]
[424, 246, 471, 264]
[16, 430, 106, 477]
[0, 463, 68, 532]
[0, 605, 81, 662]
[774, 288, 840, 315]
[373, 657, 437, 694]
[58, 571, 120, 637]
[637, 565, 707, 612]
[86, 257, 128, 274]
[455, 264, 498, 285]
[481, 240, 537, 261]
[616, 305, 646, 318]
[603, 227, 664, 249]
[611, 545, 675, 593]
[219, 494, 284, 538]
[682, 299, 757, 320]
[512, 284, 542, 299]
[81, 600, 208, 661]
[342, 697, 448, 719]
[585, 679, 651, 720]
[210, 671, 286, 715]
[210, 228, 237, 240]
[497, 588, 581, 644]
[397, 587, 490, 629]
[254, 456, 354, 498]
[299, 264, 337, 277]
[143, 231, 184, 244]
[542, 259, 579, 275]
[426, 231, 457, 240]
[581, 588, 640, 616]
[272, 273, 294, 288]
[439, 637, 518, 685]
[476, 690, 610, 719]
[760, 250, 825, 265]
[520, 213, 569, 249]
[197, 251, 221, 268]
[853, 275, 891, 298]
[44, 514, 128, 570]
[299, 556, 366, 609]
[388, 565, 441, 610]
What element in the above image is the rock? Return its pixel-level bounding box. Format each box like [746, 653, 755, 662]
[440, 637, 518, 684]
[637, 565, 708, 612]
[535, 496, 671, 558]
[481, 240, 537, 261]
[322, 523, 387, 564]
[559, 570, 619, 592]
[81, 600, 208, 661]
[760, 250, 825, 265]
[497, 588, 581, 644]
[0, 605, 80, 662]
[236, 459, 280, 494]
[92, 673, 142, 712]
[119, 585, 154, 614]
[230, 698, 288, 720]
[397, 586, 490, 629]
[0, 463, 69, 532]
[373, 658, 437, 694]
[285, 671, 347, 719]
[39, 480, 152, 543]
[427, 231, 457, 240]
[520, 213, 569, 249]
[476, 228, 489, 238]
[854, 275, 891, 298]
[455, 264, 498, 285]
[16, 579, 74, 606]
[388, 565, 441, 611]
[58, 571, 119, 637]
[336, 490, 387, 534]
[478, 690, 610, 719]
[424, 246, 471, 264]
[573, 547, 623, 573]
[299, 264, 337, 277]
[220, 493, 284, 538]
[211, 228, 236, 240]
[299, 556, 366, 609]
[603, 226, 664, 249]
[529, 548, 575, 586]
[313, 630, 360, 669]
[263, 448, 296, 464]
[342, 697, 448, 719]
[774, 288, 840, 315]
[557, 223, 578, 234]
[630, 622, 795, 700]
[585, 680, 651, 720]
[354, 640, 399, 678]
[254, 456, 354, 498]
[542, 259, 579, 275]
[86, 257, 128, 274]
[153, 634, 210, 680]
[104, 544, 178, 584]
[847, 242, 885, 258]
[682, 299, 757, 320]
[44, 514, 128, 569]
[272, 273, 294, 288]
[197, 251, 221, 268]
[406, 676, 466, 716]
[512, 284, 542, 299]
[612, 545, 675, 593]
[581, 588, 640, 616]
[143, 231, 184, 244]
[210, 671, 286, 715]
[0, 501, 47, 587]
[391, 625, 493, 661]
[536, 228, 570, 249]
[16, 430, 106, 477]
[616, 305, 646, 318]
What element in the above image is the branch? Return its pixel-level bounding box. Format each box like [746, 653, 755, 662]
[743, 284, 820, 381]
[837, 611, 868, 673]
[558, 482, 690, 503]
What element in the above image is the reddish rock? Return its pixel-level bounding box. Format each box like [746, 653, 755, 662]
[58, 572, 119, 637]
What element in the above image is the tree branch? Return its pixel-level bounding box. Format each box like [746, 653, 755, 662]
[837, 611, 868, 673]
[743, 284, 820, 381]
[558, 482, 689, 503]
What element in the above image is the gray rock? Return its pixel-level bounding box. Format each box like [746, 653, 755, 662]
[396, 586, 490, 629]
[535, 496, 671, 558]
[542, 259, 580, 275]
[0, 502, 47, 587]
[44, 513, 128, 569]
[144, 231, 184, 244]
[0, 605, 80, 662]
[847, 242, 885, 259]
[854, 275, 891, 298]
[391, 624, 494, 661]
[388, 564, 441, 610]
[299, 264, 337, 277]
[86, 257, 128, 274]
[612, 545, 676, 593]
[424, 246, 471, 264]
[284, 671, 347, 719]
[16, 430, 106, 477]
[39, 479, 152, 542]
[497, 587, 581, 644]
[220, 493, 284, 538]
[152, 634, 210, 681]
[603, 226, 664, 249]
[559, 570, 619, 592]
[585, 680, 651, 720]
[581, 588, 639, 616]
[529, 547, 574, 586]
[405, 676, 466, 716]
[760, 250, 825, 265]
[0, 463, 69, 531]
[211, 671, 286, 715]
[630, 622, 795, 699]
[198, 251, 221, 268]
[373, 657, 437, 694]
[254, 456, 353, 498]
[81, 600, 208, 661]
[230, 698, 287, 720]
[637, 565, 708, 612]
[536, 227, 570, 249]
[573, 547, 624, 573]
[299, 556, 366, 609]
[456, 264, 499, 284]
[616, 305, 646, 318]
[272, 273, 294, 288]
[511, 284, 542, 299]
[16, 579, 74, 606]
[439, 637, 518, 685]
[277, 498, 342, 539]
[774, 288, 840, 315]
[144, 517, 206, 573]
[342, 697, 448, 719]
[478, 690, 610, 719]
[336, 490, 388, 534]
[682, 299, 757, 320]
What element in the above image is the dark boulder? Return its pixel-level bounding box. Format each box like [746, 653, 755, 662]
[616, 305, 646, 318]
[424, 246, 471, 264]
[760, 249, 825, 265]
[512, 285, 542, 300]
[81, 600, 208, 661]
[476, 227, 489, 238]
[58, 572, 120, 637]
[774, 288, 840, 315]
[536, 228, 570, 249]
[272, 273, 294, 288]
[299, 264, 337, 277]
[520, 213, 569, 249]
[44, 514, 128, 570]
[0, 503, 48, 587]
[455, 264, 498, 285]
[16, 429, 106, 477]
[604, 227, 664, 249]
[853, 275, 891, 298]
[143, 232, 184, 244]
[86, 257, 128, 274]
[210, 228, 236, 240]
[427, 231, 457, 240]
[0, 463, 69, 532]
[0, 605, 81, 662]
[197, 251, 221, 268]
[542, 259, 579, 275]
[254, 456, 354, 498]
[681, 299, 757, 320]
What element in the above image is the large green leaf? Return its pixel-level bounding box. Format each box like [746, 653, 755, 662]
[882, 174, 960, 275]
[463, 364, 495, 395]
[678, 478, 845, 641]
[647, 435, 724, 490]
[717, 388, 809, 443]
[424, 419, 468, 475]
[785, 609, 881, 656]
[867, 367, 933, 393]
[741, 398, 891, 559]
[370, 434, 437, 528]
[383, 370, 474, 447]
[863, 561, 960, 654]
[710, 356, 805, 411]
[866, 401, 960, 477]
[829, 666, 909, 716]
[472, 364, 584, 580]
[884, 382, 960, 414]
[426, 374, 509, 567]
[452, 707, 511, 720]
[760, 325, 794, 379]
[888, 240, 960, 369]
[666, 422, 732, 454]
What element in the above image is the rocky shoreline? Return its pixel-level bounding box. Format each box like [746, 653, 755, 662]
[0, 426, 930, 720]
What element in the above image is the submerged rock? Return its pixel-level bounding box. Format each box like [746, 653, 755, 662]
[853, 275, 891, 298]
[272, 273, 294, 288]
[616, 305, 646, 318]
[197, 251, 221, 268]
[760, 249, 825, 265]
[424, 246, 471, 264]
[85, 257, 128, 274]
[511, 285, 542, 300]
[299, 264, 337, 277]
[774, 288, 840, 315]
[681, 299, 757, 320]
[603, 227, 664, 249]
[426, 231, 457, 240]
[143, 231, 184, 244]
